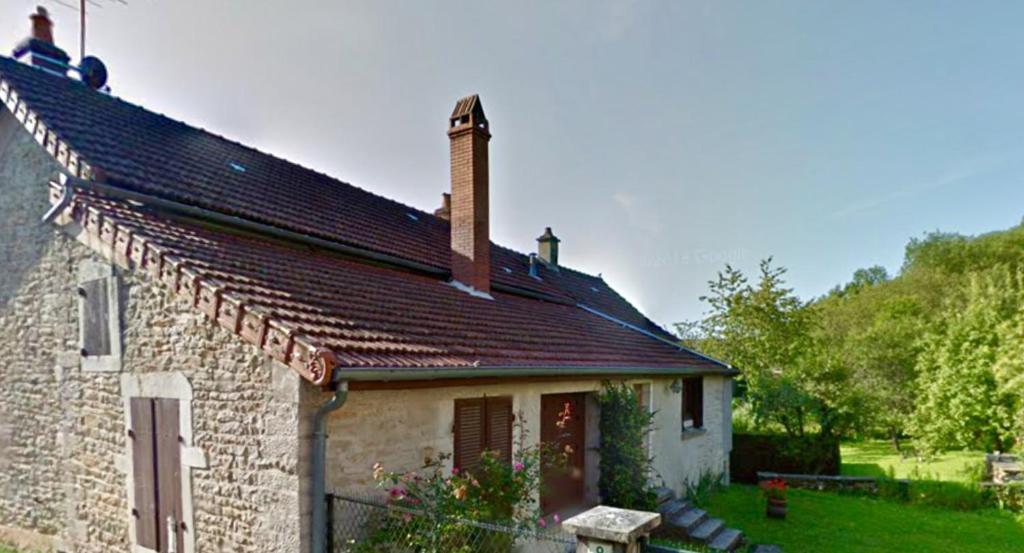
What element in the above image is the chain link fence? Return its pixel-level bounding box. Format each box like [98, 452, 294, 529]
[327, 494, 577, 553]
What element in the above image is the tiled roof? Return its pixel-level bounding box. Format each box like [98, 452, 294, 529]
[56, 188, 728, 384]
[1, 55, 733, 384]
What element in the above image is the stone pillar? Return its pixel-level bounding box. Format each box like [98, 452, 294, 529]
[561, 506, 661, 553]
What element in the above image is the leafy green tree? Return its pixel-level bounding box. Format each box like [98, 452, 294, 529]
[910, 269, 1021, 452]
[679, 259, 856, 439]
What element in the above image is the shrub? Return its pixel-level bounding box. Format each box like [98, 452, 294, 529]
[731, 433, 840, 483]
[598, 381, 658, 510]
[993, 483, 1024, 512]
[686, 470, 726, 508]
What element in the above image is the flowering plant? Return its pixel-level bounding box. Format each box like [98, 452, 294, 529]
[761, 478, 787, 501]
[370, 408, 572, 540]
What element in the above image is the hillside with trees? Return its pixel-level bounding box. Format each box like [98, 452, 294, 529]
[679, 222, 1024, 454]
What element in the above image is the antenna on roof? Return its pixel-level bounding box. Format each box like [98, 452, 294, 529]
[43, 0, 126, 61]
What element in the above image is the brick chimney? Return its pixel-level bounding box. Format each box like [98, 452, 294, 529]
[434, 193, 451, 221]
[31, 6, 54, 44]
[537, 227, 560, 267]
[447, 95, 491, 294]
[14, 7, 70, 75]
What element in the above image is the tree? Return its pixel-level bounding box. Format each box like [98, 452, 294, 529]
[679, 259, 855, 438]
[910, 269, 1021, 452]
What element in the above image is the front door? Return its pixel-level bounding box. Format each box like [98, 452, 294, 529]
[540, 393, 587, 514]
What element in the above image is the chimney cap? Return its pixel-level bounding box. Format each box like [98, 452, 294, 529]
[449, 94, 489, 132]
[537, 227, 560, 243]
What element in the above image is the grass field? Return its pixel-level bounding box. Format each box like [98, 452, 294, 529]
[841, 441, 983, 482]
[706, 485, 1024, 553]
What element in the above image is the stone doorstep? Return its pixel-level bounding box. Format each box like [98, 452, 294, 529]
[672, 507, 708, 533]
[690, 517, 725, 542]
[708, 527, 743, 551]
[657, 498, 690, 518]
[655, 486, 675, 506]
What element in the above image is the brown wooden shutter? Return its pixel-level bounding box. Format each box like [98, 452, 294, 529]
[154, 399, 184, 553]
[130, 398, 158, 550]
[453, 398, 486, 475]
[81, 278, 111, 357]
[484, 397, 513, 464]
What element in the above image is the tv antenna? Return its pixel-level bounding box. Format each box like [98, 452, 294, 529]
[45, 0, 127, 61]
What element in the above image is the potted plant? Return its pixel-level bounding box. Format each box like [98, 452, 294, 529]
[762, 478, 787, 519]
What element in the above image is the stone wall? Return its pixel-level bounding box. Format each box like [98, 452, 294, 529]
[0, 108, 307, 552]
[319, 375, 732, 502]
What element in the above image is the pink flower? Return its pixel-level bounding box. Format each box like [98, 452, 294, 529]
[514, 462, 525, 472]
[537, 517, 548, 529]
[452, 467, 461, 475]
[389, 487, 405, 501]
[553, 514, 561, 524]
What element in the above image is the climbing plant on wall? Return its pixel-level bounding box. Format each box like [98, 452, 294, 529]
[597, 381, 658, 510]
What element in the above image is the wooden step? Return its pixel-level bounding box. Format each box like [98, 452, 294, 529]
[690, 517, 725, 542]
[708, 527, 743, 551]
[670, 507, 707, 533]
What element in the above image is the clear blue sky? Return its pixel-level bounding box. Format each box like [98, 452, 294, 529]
[5, 0, 1024, 327]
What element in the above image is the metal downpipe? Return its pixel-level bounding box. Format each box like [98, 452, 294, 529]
[311, 381, 348, 553]
[40, 175, 73, 224]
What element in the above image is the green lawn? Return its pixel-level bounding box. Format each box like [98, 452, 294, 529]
[706, 486, 1024, 553]
[841, 440, 982, 482]
[0, 546, 19, 553]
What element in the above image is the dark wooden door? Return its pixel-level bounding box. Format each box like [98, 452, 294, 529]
[540, 393, 587, 514]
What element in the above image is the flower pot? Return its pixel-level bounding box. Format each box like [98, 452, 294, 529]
[766, 497, 787, 519]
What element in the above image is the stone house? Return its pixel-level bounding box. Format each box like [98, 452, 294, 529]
[0, 9, 737, 553]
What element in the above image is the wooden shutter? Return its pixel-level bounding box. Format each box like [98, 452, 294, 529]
[154, 399, 184, 553]
[454, 397, 514, 475]
[81, 278, 111, 357]
[130, 398, 158, 550]
[484, 397, 513, 464]
[454, 398, 486, 475]
[130, 398, 183, 553]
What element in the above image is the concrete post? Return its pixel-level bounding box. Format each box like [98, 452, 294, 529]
[561, 506, 661, 553]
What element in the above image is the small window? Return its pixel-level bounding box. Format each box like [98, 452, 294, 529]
[453, 396, 513, 475]
[682, 377, 704, 430]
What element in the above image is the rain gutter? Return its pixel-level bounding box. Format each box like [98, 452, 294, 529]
[330, 365, 737, 385]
